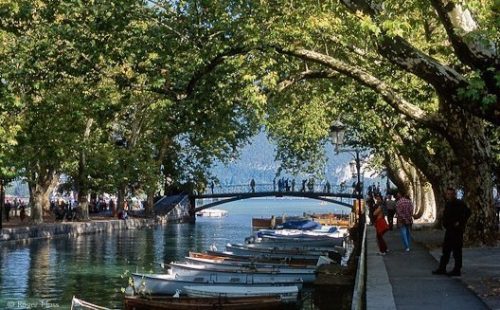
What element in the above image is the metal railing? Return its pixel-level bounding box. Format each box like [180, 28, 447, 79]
[202, 183, 352, 196]
[351, 222, 367, 310]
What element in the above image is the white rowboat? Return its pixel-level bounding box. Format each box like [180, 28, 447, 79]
[183, 285, 299, 303]
[131, 272, 303, 296]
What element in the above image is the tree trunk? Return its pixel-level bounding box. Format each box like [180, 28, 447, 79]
[29, 171, 58, 224]
[442, 104, 497, 245]
[116, 185, 126, 218]
[146, 190, 155, 218]
[76, 118, 94, 220]
[385, 152, 437, 223]
[78, 190, 90, 220]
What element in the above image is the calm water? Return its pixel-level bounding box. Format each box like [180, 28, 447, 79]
[0, 198, 349, 309]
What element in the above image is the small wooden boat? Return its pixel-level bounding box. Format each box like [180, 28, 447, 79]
[196, 209, 228, 217]
[250, 230, 346, 247]
[132, 272, 303, 296]
[251, 217, 283, 229]
[167, 262, 316, 283]
[175, 259, 316, 273]
[71, 296, 113, 310]
[225, 243, 336, 259]
[124, 295, 289, 310]
[202, 250, 320, 265]
[307, 213, 351, 227]
[184, 256, 318, 270]
[183, 285, 299, 303]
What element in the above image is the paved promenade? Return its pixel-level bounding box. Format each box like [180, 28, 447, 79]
[366, 225, 500, 310]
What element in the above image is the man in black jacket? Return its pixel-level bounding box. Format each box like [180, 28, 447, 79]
[432, 187, 471, 277]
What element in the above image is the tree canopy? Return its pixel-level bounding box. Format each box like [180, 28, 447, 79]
[0, 0, 497, 243]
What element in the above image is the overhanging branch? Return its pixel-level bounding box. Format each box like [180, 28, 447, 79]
[276, 69, 340, 93]
[185, 46, 248, 96]
[274, 46, 432, 125]
[430, 0, 498, 72]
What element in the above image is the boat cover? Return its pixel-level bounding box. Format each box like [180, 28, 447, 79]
[280, 220, 321, 230]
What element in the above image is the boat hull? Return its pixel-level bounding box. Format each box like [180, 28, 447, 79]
[132, 273, 303, 296]
[226, 243, 335, 259]
[252, 235, 344, 247]
[168, 263, 316, 283]
[184, 256, 316, 271]
[124, 295, 289, 310]
[191, 251, 318, 266]
[183, 285, 299, 303]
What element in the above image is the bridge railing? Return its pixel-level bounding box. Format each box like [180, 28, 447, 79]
[201, 183, 355, 196]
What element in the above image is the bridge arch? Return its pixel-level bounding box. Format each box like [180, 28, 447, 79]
[192, 191, 356, 213]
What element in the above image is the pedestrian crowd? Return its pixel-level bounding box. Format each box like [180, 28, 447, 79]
[3, 197, 27, 222]
[367, 186, 472, 278]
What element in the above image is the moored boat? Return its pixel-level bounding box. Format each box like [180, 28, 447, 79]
[226, 243, 336, 259]
[190, 251, 318, 266]
[124, 295, 289, 310]
[167, 262, 317, 283]
[251, 217, 283, 229]
[70, 296, 112, 310]
[132, 272, 303, 296]
[250, 229, 346, 247]
[196, 209, 228, 217]
[183, 285, 299, 303]
[307, 213, 351, 227]
[184, 256, 318, 270]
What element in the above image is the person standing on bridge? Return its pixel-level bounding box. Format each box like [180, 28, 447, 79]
[250, 178, 256, 193]
[301, 179, 307, 192]
[210, 181, 215, 194]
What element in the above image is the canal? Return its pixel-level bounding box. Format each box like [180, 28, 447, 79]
[0, 198, 349, 309]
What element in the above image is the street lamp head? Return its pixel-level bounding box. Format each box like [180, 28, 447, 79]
[329, 120, 347, 147]
[349, 160, 357, 177]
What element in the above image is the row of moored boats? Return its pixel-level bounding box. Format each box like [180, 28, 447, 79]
[72, 220, 349, 309]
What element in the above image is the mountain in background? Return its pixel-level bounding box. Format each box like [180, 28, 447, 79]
[210, 132, 355, 186]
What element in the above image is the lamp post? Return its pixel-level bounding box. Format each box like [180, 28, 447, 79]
[0, 179, 4, 230]
[330, 120, 364, 249]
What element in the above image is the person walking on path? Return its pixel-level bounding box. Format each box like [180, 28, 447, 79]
[374, 194, 389, 255]
[4, 199, 12, 222]
[432, 187, 471, 277]
[385, 194, 396, 230]
[19, 201, 26, 222]
[366, 194, 376, 225]
[395, 191, 414, 251]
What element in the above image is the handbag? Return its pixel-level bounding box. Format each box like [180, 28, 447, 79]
[375, 217, 389, 235]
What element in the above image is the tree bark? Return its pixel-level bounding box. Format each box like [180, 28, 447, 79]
[338, 0, 500, 124]
[76, 118, 94, 220]
[29, 170, 58, 223]
[146, 189, 155, 218]
[116, 184, 126, 218]
[441, 103, 497, 245]
[387, 153, 437, 224]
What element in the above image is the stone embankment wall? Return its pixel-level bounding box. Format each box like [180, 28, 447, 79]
[0, 219, 156, 243]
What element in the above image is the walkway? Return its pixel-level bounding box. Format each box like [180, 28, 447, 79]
[366, 225, 493, 310]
